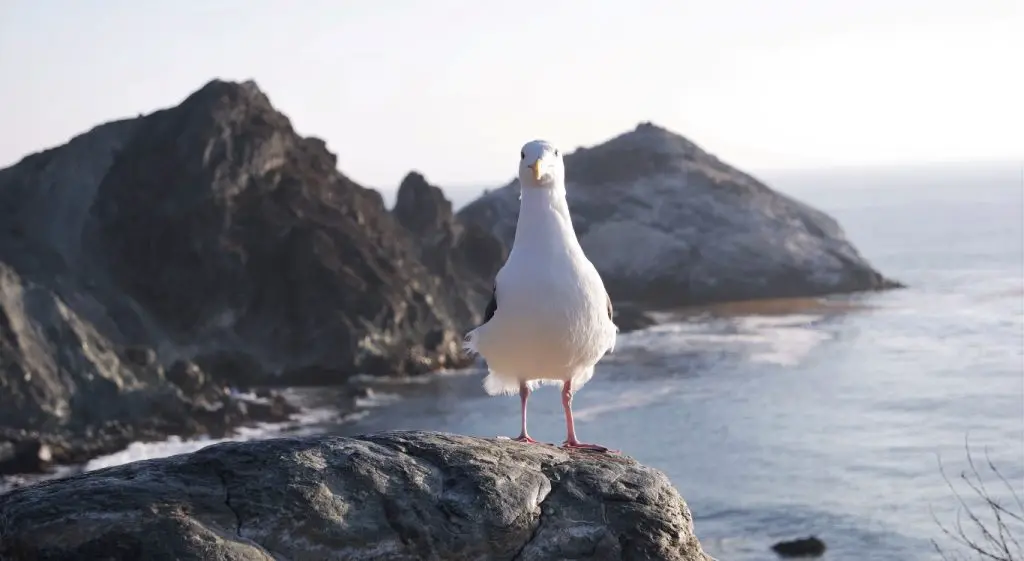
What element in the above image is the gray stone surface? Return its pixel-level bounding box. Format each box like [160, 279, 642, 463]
[457, 122, 902, 308]
[0, 431, 712, 561]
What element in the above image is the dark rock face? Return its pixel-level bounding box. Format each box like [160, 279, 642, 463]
[612, 302, 658, 334]
[0, 79, 505, 474]
[0, 439, 52, 476]
[457, 122, 902, 308]
[85, 81, 484, 381]
[771, 536, 827, 557]
[0, 259, 293, 474]
[393, 171, 508, 326]
[0, 431, 713, 561]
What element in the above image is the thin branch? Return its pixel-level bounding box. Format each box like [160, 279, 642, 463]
[930, 436, 1024, 561]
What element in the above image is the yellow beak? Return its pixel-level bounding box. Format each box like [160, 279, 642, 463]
[529, 159, 545, 182]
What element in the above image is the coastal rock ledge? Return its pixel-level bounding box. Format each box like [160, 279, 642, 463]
[0, 431, 713, 561]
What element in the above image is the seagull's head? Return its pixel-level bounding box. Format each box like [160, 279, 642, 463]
[518, 140, 565, 189]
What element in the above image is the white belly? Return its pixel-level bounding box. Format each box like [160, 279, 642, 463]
[465, 247, 618, 394]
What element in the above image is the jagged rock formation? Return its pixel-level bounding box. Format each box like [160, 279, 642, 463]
[0, 240, 297, 476]
[392, 171, 507, 326]
[0, 79, 505, 473]
[80, 80, 490, 382]
[457, 122, 901, 308]
[0, 431, 713, 561]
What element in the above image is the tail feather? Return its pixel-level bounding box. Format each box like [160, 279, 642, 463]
[483, 372, 520, 396]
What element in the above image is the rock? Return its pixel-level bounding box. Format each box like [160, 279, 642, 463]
[191, 350, 271, 390]
[771, 536, 827, 558]
[0, 257, 298, 475]
[0, 431, 712, 561]
[165, 360, 206, 394]
[393, 171, 508, 327]
[0, 79, 505, 471]
[0, 439, 52, 476]
[122, 345, 156, 367]
[613, 302, 658, 333]
[75, 79, 498, 383]
[457, 122, 902, 308]
[1, 78, 505, 387]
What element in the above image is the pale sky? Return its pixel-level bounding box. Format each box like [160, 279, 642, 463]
[1, 0, 1021, 196]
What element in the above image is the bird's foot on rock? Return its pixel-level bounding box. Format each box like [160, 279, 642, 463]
[512, 435, 539, 444]
[562, 440, 618, 453]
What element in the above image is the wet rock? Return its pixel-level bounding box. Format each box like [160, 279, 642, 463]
[165, 360, 206, 394]
[771, 535, 827, 558]
[457, 122, 903, 309]
[0, 431, 713, 561]
[0, 257, 299, 476]
[613, 302, 658, 333]
[191, 350, 269, 389]
[0, 439, 52, 476]
[122, 345, 156, 367]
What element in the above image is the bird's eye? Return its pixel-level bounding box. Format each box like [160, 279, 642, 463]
[520, 151, 525, 159]
[554, 149, 560, 157]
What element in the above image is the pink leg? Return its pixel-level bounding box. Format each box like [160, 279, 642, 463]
[513, 382, 538, 444]
[561, 381, 616, 453]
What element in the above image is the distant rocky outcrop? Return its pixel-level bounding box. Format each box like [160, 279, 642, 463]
[457, 122, 902, 308]
[0, 431, 713, 561]
[0, 79, 505, 473]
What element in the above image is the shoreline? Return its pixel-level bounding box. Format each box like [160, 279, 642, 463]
[0, 370, 475, 494]
[0, 388, 305, 489]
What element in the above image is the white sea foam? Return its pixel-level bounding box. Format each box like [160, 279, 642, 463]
[617, 313, 832, 368]
[348, 367, 478, 386]
[81, 406, 337, 473]
[572, 384, 680, 422]
[735, 315, 832, 367]
[354, 389, 403, 408]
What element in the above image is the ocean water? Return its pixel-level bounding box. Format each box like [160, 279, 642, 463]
[6, 163, 1022, 561]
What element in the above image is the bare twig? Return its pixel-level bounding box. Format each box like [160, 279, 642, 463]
[931, 436, 1024, 561]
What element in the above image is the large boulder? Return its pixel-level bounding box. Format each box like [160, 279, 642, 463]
[0, 431, 713, 561]
[457, 122, 901, 308]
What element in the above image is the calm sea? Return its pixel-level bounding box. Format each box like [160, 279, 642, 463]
[9, 163, 1024, 561]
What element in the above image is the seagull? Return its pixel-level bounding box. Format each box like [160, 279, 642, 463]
[464, 140, 618, 452]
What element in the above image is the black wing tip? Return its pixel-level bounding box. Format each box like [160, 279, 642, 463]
[483, 285, 497, 323]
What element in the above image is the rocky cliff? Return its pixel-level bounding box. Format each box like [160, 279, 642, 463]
[0, 79, 504, 474]
[392, 171, 508, 329]
[0, 431, 713, 561]
[457, 122, 902, 307]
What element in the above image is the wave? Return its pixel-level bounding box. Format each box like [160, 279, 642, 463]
[81, 406, 337, 472]
[614, 312, 833, 368]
